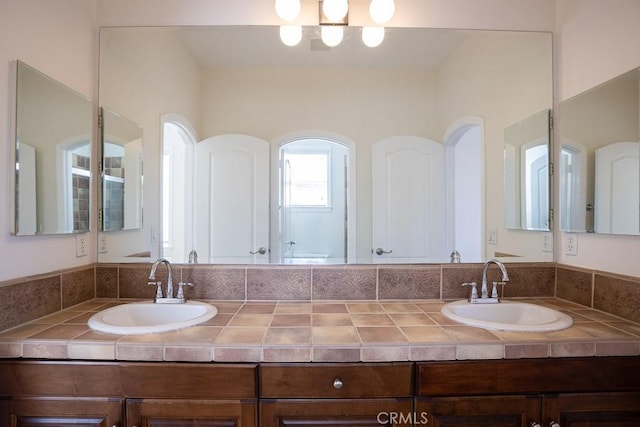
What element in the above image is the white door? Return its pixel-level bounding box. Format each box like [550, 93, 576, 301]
[195, 134, 270, 263]
[372, 136, 445, 262]
[520, 140, 549, 230]
[560, 140, 588, 232]
[595, 141, 640, 234]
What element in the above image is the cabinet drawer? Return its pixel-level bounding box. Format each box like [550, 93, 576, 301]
[259, 363, 413, 398]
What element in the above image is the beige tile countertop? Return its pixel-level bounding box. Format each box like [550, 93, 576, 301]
[0, 298, 639, 363]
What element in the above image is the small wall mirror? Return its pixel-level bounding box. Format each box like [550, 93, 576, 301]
[559, 68, 640, 235]
[504, 109, 552, 231]
[13, 61, 92, 235]
[100, 107, 144, 232]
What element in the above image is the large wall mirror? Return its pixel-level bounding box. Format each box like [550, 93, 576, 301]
[559, 68, 639, 235]
[13, 61, 92, 236]
[98, 26, 553, 264]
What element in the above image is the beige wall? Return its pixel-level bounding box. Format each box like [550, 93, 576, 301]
[0, 0, 97, 281]
[555, 0, 640, 276]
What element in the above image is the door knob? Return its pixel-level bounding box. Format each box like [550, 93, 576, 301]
[250, 247, 267, 255]
[375, 248, 392, 255]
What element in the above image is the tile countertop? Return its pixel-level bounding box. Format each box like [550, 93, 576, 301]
[0, 298, 639, 363]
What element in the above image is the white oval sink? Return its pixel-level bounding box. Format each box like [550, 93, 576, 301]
[88, 301, 217, 335]
[441, 300, 573, 332]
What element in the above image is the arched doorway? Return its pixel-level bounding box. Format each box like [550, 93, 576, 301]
[443, 117, 484, 262]
[272, 133, 356, 264]
[161, 115, 197, 263]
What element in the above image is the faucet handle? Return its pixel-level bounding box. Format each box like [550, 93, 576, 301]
[148, 281, 163, 299]
[176, 282, 194, 301]
[462, 282, 478, 302]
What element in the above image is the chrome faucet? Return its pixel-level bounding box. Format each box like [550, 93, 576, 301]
[147, 258, 194, 303]
[462, 259, 510, 304]
[480, 258, 509, 302]
[147, 258, 175, 302]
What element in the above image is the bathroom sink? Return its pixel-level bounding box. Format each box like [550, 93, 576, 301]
[441, 300, 573, 332]
[88, 301, 217, 335]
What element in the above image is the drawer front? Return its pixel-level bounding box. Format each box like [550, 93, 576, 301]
[260, 363, 413, 398]
[416, 357, 640, 397]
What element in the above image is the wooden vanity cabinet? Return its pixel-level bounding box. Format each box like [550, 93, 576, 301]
[416, 357, 640, 426]
[0, 361, 258, 427]
[0, 397, 123, 427]
[259, 363, 415, 427]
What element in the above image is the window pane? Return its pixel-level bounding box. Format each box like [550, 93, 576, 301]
[285, 152, 329, 206]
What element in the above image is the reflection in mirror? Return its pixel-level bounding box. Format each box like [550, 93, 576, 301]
[100, 108, 144, 232]
[162, 118, 196, 263]
[559, 68, 640, 235]
[13, 61, 92, 235]
[98, 26, 553, 264]
[504, 109, 551, 231]
[279, 138, 350, 264]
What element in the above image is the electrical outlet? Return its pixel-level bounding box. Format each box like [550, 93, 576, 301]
[542, 233, 553, 252]
[564, 233, 578, 256]
[76, 234, 88, 257]
[98, 233, 108, 253]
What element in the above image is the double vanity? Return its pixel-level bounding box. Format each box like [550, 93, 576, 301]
[1, 261, 639, 425]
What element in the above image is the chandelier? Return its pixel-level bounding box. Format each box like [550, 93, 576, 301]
[275, 0, 396, 48]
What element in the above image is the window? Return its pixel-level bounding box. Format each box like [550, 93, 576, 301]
[284, 150, 330, 207]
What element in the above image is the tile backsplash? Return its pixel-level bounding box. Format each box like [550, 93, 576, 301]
[556, 264, 640, 323]
[1, 262, 639, 332]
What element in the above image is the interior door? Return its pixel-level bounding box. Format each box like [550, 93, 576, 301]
[520, 140, 549, 230]
[195, 134, 270, 263]
[371, 136, 444, 262]
[595, 141, 640, 234]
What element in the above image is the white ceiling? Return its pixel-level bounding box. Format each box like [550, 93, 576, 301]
[177, 26, 468, 70]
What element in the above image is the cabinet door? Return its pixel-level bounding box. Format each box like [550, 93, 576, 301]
[415, 395, 541, 427]
[260, 398, 414, 427]
[126, 398, 257, 427]
[0, 397, 123, 426]
[543, 392, 640, 426]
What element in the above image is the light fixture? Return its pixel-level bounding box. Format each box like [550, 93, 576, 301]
[321, 26, 344, 47]
[275, 0, 301, 21]
[369, 0, 395, 24]
[362, 26, 385, 47]
[275, 0, 394, 48]
[280, 25, 303, 46]
[322, 0, 349, 22]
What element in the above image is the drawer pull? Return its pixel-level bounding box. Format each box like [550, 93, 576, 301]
[333, 378, 344, 389]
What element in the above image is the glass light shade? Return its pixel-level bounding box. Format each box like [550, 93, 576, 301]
[369, 0, 395, 24]
[322, 0, 349, 22]
[321, 26, 344, 47]
[275, 0, 301, 21]
[362, 26, 385, 47]
[280, 25, 302, 46]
